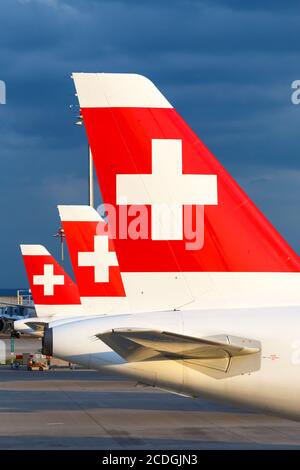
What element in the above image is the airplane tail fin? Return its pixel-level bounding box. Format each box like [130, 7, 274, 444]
[20, 245, 82, 317]
[57, 205, 132, 314]
[72, 73, 300, 310]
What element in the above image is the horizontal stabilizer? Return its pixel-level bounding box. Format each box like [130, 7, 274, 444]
[96, 328, 261, 374]
[25, 321, 47, 332]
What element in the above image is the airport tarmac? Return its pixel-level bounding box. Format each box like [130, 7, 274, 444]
[1, 367, 300, 450]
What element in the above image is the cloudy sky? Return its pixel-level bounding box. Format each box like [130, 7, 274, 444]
[0, 0, 300, 287]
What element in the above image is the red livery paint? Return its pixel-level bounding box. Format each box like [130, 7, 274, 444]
[22, 254, 81, 305]
[62, 220, 126, 297]
[80, 107, 300, 273]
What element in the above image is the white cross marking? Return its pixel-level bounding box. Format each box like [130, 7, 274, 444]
[78, 235, 118, 283]
[33, 264, 64, 296]
[116, 139, 218, 240]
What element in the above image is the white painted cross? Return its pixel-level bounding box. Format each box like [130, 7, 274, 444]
[33, 264, 64, 296]
[78, 235, 118, 283]
[116, 139, 218, 240]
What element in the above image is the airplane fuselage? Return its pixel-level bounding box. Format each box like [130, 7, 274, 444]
[44, 306, 300, 421]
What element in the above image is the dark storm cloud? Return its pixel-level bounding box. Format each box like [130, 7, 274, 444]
[206, 1, 300, 12]
[1, 0, 300, 285]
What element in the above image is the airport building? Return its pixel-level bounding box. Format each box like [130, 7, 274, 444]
[0, 288, 34, 334]
[0, 288, 32, 307]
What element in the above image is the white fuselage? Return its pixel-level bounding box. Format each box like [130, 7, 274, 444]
[48, 306, 300, 421]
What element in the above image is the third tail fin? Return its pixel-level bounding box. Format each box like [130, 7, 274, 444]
[20, 245, 83, 317]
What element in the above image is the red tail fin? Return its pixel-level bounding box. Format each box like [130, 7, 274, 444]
[20, 245, 82, 317]
[71, 73, 300, 310]
[58, 206, 125, 298]
[73, 73, 300, 274]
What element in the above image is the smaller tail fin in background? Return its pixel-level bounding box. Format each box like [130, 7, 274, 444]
[20, 245, 83, 317]
[58, 206, 133, 315]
